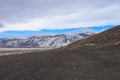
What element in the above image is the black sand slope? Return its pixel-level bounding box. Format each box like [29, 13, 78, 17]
[0, 25, 120, 80]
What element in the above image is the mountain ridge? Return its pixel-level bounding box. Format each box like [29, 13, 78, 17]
[0, 32, 94, 48]
[64, 25, 120, 49]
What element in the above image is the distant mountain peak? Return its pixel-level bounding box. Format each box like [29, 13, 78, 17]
[0, 31, 94, 48]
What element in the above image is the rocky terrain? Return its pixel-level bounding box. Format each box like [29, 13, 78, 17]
[0, 25, 120, 80]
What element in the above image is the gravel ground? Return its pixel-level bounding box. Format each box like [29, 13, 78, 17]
[0, 47, 120, 80]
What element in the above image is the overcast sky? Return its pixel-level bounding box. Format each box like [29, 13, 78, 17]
[0, 0, 120, 32]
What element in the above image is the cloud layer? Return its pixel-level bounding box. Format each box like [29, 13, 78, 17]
[0, 0, 120, 32]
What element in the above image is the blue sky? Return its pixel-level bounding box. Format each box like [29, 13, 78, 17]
[0, 25, 114, 37]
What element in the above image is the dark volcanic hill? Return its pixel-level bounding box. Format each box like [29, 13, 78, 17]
[0, 25, 120, 80]
[65, 25, 120, 49]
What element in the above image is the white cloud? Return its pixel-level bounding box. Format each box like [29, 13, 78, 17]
[0, 2, 120, 32]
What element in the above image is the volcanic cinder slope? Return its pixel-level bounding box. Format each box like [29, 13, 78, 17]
[0, 25, 120, 80]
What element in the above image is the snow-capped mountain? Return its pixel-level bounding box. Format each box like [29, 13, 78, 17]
[0, 32, 94, 48]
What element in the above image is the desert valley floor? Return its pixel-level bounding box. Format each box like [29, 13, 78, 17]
[0, 47, 120, 80]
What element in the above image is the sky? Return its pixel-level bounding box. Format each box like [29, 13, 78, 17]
[0, 0, 120, 37]
[0, 25, 114, 37]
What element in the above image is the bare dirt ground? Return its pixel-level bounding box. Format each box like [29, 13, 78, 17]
[0, 47, 120, 80]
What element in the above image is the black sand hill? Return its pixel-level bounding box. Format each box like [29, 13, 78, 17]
[0, 25, 120, 80]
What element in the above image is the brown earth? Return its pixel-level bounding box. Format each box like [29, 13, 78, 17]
[64, 25, 120, 49]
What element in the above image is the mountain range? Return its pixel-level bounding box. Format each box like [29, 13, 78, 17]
[0, 31, 94, 48]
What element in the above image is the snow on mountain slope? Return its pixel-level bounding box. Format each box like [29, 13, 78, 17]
[0, 32, 94, 48]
